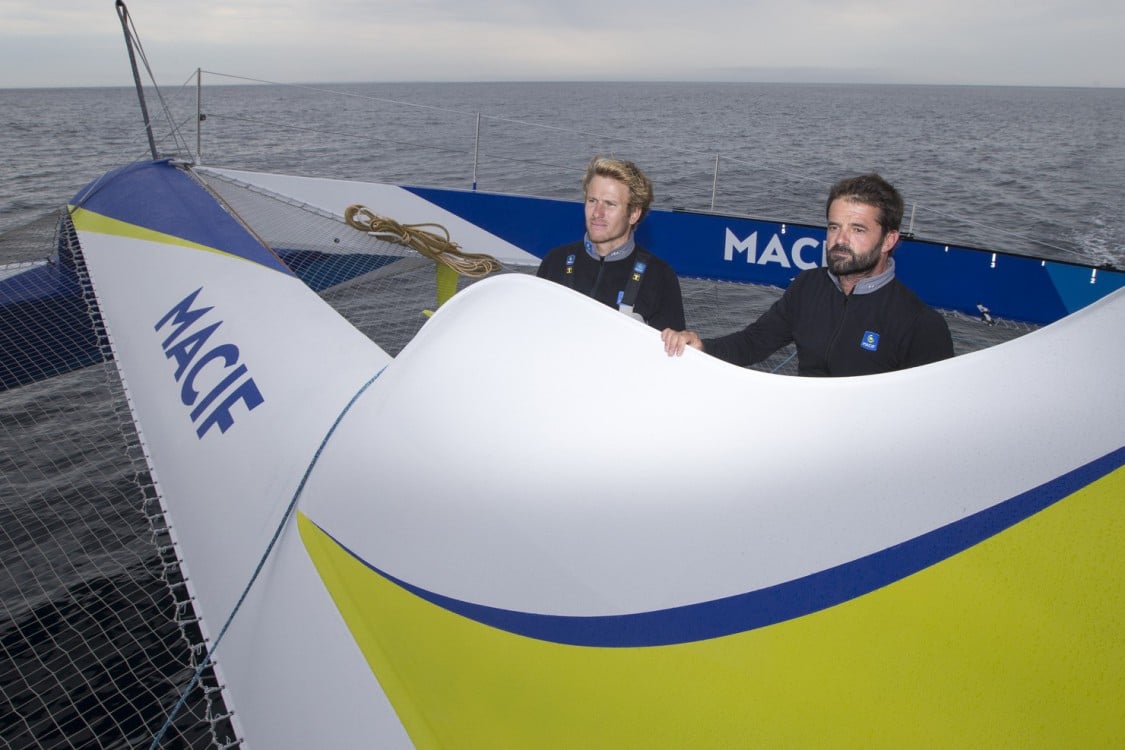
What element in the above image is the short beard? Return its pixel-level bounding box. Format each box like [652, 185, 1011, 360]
[827, 242, 882, 277]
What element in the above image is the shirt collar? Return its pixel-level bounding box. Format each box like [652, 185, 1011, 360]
[584, 234, 635, 262]
[828, 256, 896, 295]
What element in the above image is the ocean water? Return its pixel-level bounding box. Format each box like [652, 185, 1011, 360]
[1, 81, 1123, 748]
[2, 81, 1124, 266]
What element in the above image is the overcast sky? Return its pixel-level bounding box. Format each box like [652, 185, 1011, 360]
[2, 0, 1122, 89]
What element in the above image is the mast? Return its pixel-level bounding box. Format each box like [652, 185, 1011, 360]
[115, 0, 158, 160]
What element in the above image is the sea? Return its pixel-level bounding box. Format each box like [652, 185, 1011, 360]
[1, 81, 1124, 749]
[3, 81, 1125, 264]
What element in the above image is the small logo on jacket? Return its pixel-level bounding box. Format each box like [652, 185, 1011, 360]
[861, 331, 880, 351]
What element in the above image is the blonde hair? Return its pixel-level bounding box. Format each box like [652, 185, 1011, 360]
[582, 156, 654, 223]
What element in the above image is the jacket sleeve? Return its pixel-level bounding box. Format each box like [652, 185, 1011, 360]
[645, 265, 686, 331]
[903, 306, 954, 367]
[702, 287, 797, 366]
[536, 246, 561, 281]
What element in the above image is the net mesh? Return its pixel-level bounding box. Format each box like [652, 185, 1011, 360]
[0, 172, 1033, 748]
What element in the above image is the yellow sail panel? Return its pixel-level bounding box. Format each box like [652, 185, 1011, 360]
[298, 465, 1123, 749]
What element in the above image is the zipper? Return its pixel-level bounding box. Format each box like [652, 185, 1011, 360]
[590, 255, 607, 300]
[824, 294, 849, 375]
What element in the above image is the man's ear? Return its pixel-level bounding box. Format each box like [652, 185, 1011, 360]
[881, 228, 900, 255]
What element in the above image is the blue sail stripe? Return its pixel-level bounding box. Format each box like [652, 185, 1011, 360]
[318, 447, 1122, 647]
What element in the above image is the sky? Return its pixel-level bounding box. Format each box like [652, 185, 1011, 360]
[1, 0, 1123, 89]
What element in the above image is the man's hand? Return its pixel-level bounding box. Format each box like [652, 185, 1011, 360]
[661, 329, 703, 357]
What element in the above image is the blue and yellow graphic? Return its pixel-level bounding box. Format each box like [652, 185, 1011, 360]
[300, 452, 1124, 748]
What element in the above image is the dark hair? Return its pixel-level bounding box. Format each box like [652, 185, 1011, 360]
[583, 156, 654, 223]
[826, 173, 904, 233]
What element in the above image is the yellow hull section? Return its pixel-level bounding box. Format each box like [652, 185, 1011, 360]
[299, 464, 1122, 749]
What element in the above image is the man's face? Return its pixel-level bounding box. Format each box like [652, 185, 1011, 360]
[584, 175, 640, 254]
[825, 198, 897, 277]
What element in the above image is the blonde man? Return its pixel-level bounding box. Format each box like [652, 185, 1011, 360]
[536, 157, 685, 331]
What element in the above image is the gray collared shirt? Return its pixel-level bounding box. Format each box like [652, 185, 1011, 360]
[827, 256, 897, 295]
[584, 234, 635, 262]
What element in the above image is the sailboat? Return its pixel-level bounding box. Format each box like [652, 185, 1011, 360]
[1, 2, 1121, 747]
[65, 124, 1125, 750]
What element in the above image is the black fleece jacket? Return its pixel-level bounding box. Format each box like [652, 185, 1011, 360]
[537, 240, 686, 331]
[703, 267, 953, 376]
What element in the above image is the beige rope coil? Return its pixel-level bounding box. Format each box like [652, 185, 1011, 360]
[344, 204, 502, 278]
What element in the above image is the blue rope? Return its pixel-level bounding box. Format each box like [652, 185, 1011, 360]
[148, 367, 385, 749]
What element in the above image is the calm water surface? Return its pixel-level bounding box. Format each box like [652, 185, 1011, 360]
[2, 82, 1123, 267]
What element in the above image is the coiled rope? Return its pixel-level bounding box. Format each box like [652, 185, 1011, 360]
[344, 204, 501, 278]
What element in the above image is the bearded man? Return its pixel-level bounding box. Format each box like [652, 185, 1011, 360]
[661, 173, 953, 376]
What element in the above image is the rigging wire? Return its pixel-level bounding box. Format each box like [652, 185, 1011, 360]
[116, 0, 193, 161]
[186, 71, 1102, 263]
[146, 369, 386, 750]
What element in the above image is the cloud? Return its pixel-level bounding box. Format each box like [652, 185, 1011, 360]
[0, 0, 1122, 88]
